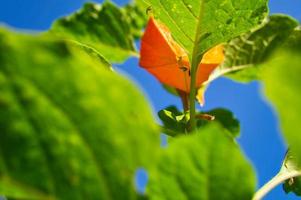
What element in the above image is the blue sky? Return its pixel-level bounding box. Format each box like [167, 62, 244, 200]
[0, 0, 300, 199]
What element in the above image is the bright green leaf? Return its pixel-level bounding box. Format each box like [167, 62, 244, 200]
[148, 124, 256, 200]
[211, 15, 299, 83]
[142, 0, 268, 64]
[262, 30, 301, 164]
[50, 2, 138, 63]
[0, 28, 160, 200]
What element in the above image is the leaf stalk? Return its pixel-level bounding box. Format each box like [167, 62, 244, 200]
[189, 0, 205, 131]
[252, 170, 301, 200]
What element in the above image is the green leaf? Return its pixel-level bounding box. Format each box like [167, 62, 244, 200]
[159, 107, 240, 137]
[158, 106, 190, 136]
[148, 124, 256, 200]
[0, 176, 54, 200]
[252, 30, 301, 200]
[210, 15, 299, 83]
[142, 0, 268, 63]
[285, 28, 301, 47]
[50, 2, 138, 63]
[197, 108, 240, 137]
[262, 30, 301, 164]
[0, 28, 160, 199]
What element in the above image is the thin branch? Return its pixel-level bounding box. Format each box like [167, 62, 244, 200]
[252, 170, 301, 200]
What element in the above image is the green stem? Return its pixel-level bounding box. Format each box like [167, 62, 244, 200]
[188, 61, 198, 131]
[252, 170, 301, 200]
[189, 0, 205, 131]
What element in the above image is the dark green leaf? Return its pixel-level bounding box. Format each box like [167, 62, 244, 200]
[158, 106, 189, 135]
[283, 178, 301, 196]
[50, 2, 138, 63]
[148, 124, 256, 200]
[197, 108, 240, 137]
[159, 107, 240, 137]
[0, 28, 160, 200]
[210, 15, 299, 82]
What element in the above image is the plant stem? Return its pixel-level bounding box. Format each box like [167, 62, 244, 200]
[252, 170, 301, 200]
[188, 61, 198, 131]
[189, 0, 205, 131]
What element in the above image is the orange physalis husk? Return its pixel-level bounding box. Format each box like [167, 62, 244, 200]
[139, 17, 224, 106]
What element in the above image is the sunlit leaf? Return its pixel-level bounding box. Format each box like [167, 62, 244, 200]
[148, 124, 255, 200]
[210, 15, 299, 83]
[141, 0, 268, 64]
[0, 28, 160, 200]
[50, 2, 138, 63]
[262, 30, 301, 164]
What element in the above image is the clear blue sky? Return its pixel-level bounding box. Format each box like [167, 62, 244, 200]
[0, 0, 300, 199]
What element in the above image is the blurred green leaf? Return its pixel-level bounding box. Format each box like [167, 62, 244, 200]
[262, 30, 301, 164]
[0, 28, 160, 200]
[50, 1, 139, 63]
[141, 0, 267, 63]
[211, 15, 299, 83]
[148, 124, 256, 200]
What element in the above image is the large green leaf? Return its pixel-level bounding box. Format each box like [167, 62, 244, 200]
[142, 0, 268, 63]
[209, 15, 299, 83]
[147, 124, 256, 200]
[50, 1, 138, 63]
[0, 28, 160, 199]
[262, 30, 301, 164]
